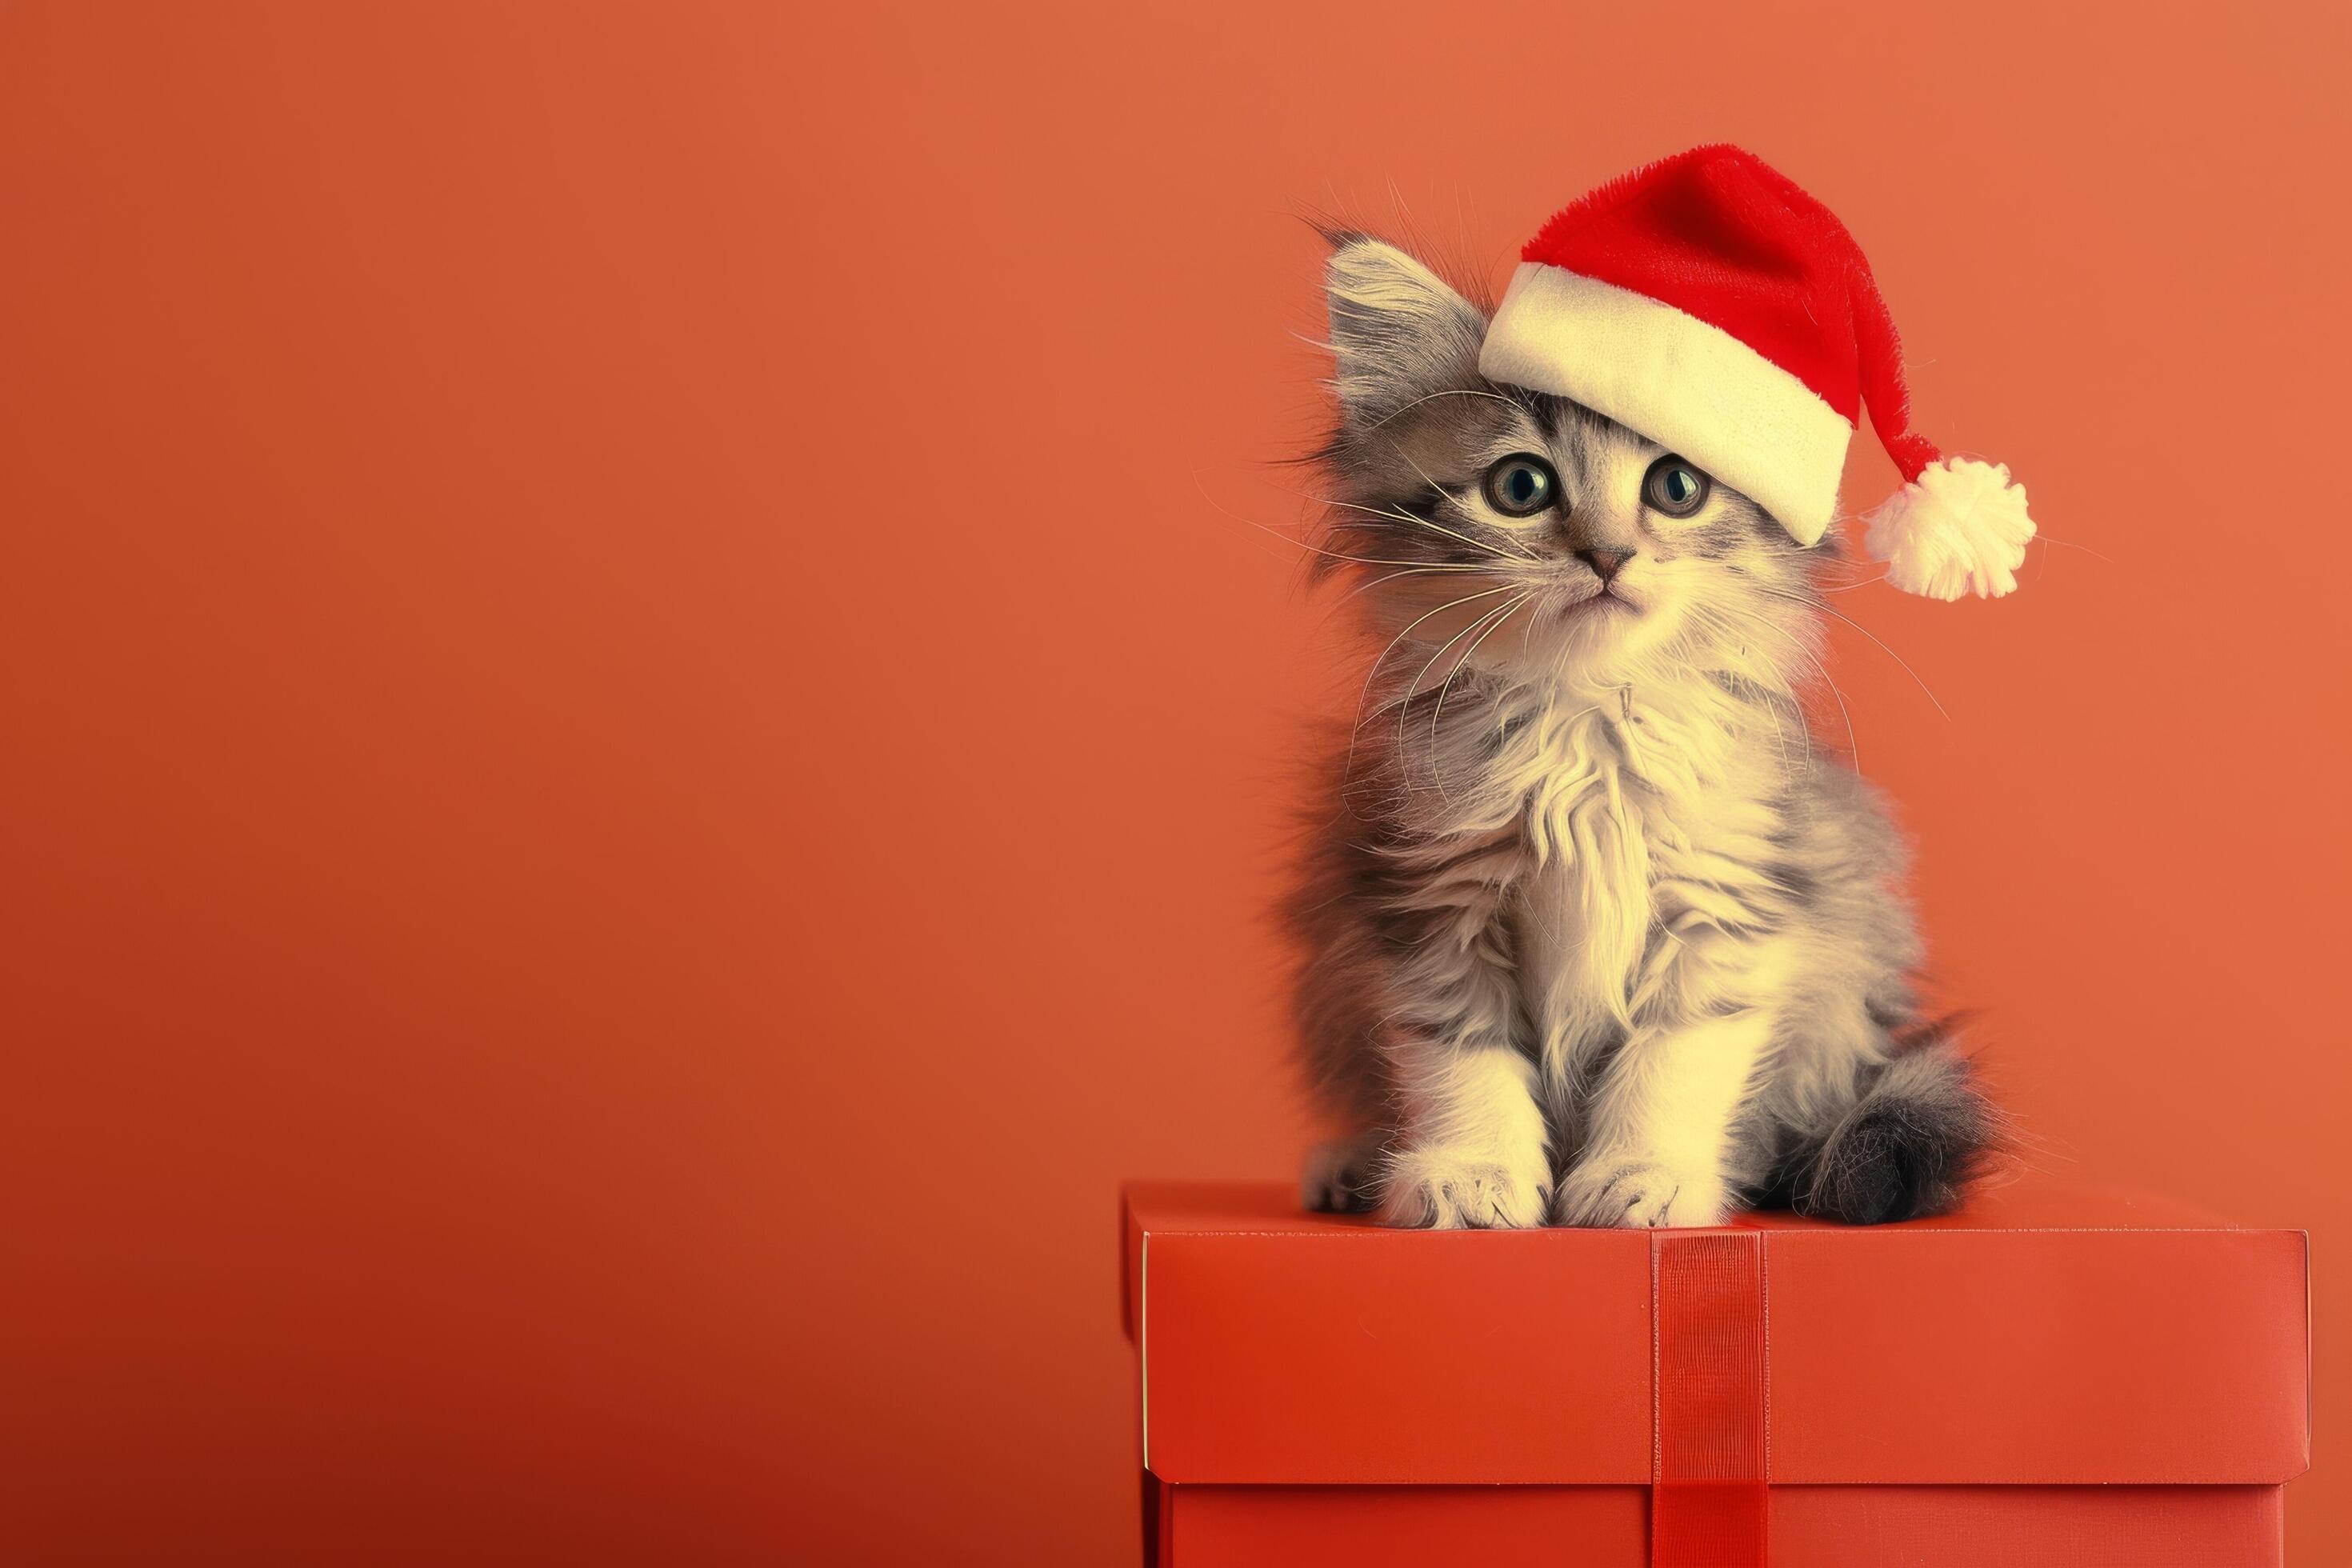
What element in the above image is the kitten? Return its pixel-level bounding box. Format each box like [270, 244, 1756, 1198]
[1290, 235, 1991, 1229]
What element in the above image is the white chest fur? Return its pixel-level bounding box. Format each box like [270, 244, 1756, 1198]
[1480, 682, 1782, 1078]
[1508, 702, 1654, 1061]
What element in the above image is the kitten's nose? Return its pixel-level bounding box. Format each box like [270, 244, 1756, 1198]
[1576, 547, 1634, 582]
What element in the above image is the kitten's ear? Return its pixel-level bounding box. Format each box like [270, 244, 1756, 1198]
[1322, 236, 1488, 429]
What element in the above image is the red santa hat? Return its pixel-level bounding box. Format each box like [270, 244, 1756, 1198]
[1478, 145, 2034, 600]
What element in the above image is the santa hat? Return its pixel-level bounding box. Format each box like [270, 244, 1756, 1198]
[1477, 145, 2034, 600]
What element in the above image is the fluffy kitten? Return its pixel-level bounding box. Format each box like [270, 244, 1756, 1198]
[1290, 235, 1990, 1229]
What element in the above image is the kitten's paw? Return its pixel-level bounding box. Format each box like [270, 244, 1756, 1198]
[1301, 1134, 1386, 1214]
[1552, 1155, 1731, 1229]
[1378, 1148, 1550, 1230]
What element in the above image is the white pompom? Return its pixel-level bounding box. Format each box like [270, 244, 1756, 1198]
[1862, 457, 2036, 601]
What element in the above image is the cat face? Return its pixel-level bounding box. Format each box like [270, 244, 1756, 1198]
[1317, 237, 1829, 692]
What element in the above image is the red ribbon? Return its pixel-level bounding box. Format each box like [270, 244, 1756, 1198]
[1652, 1231, 1769, 1566]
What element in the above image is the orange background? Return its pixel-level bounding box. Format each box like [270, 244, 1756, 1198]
[2, 3, 2344, 1563]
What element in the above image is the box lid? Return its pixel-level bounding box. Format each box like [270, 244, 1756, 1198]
[1121, 1180, 2310, 1487]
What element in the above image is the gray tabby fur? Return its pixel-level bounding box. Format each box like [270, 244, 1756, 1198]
[1290, 235, 1990, 1228]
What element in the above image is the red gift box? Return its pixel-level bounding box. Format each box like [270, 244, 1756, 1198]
[1120, 1181, 2309, 1566]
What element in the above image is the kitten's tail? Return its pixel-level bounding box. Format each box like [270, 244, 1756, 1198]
[1795, 1037, 1993, 1225]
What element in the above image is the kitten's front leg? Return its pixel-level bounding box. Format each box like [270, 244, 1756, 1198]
[1361, 829, 1547, 1228]
[1379, 1037, 1550, 1229]
[1554, 1010, 1773, 1228]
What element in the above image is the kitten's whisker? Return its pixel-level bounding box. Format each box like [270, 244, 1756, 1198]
[1773, 639, 1859, 766]
[2032, 534, 2112, 563]
[1699, 601, 1856, 765]
[1401, 592, 1525, 796]
[1682, 602, 1802, 699]
[1342, 566, 1490, 604]
[1190, 472, 1498, 573]
[1318, 495, 1536, 566]
[1343, 582, 1521, 778]
[1426, 594, 1530, 804]
[1357, 386, 1526, 434]
[1434, 592, 1528, 739]
[1230, 521, 1501, 574]
[1330, 489, 1540, 566]
[1756, 586, 1949, 719]
[1322, 515, 1530, 577]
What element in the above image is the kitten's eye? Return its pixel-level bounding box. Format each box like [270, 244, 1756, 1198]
[1642, 456, 1711, 518]
[1481, 454, 1558, 518]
